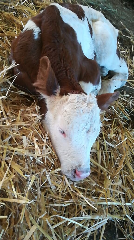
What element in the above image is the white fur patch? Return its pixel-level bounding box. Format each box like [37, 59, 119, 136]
[99, 75, 127, 94]
[113, 58, 128, 76]
[79, 80, 101, 95]
[92, 20, 118, 69]
[80, 5, 128, 91]
[81, 5, 118, 35]
[23, 20, 41, 39]
[80, 5, 105, 22]
[51, 3, 95, 59]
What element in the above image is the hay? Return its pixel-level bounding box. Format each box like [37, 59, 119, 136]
[0, 0, 134, 239]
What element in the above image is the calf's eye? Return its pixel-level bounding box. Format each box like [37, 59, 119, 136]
[59, 128, 66, 137]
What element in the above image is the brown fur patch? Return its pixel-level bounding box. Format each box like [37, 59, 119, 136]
[87, 19, 93, 37]
[10, 4, 100, 109]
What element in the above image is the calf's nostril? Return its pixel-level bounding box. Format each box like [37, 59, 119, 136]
[75, 169, 83, 177]
[75, 168, 90, 178]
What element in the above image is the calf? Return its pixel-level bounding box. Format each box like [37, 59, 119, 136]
[10, 3, 128, 181]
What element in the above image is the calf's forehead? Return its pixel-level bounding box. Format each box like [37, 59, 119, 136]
[49, 94, 100, 127]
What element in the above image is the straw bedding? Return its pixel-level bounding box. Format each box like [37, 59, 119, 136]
[0, 0, 134, 239]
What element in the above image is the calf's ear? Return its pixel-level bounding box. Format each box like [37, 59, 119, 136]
[96, 92, 119, 110]
[33, 56, 59, 96]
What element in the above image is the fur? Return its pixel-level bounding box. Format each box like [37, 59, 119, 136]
[10, 3, 128, 180]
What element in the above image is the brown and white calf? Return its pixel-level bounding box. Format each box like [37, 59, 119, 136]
[10, 3, 128, 181]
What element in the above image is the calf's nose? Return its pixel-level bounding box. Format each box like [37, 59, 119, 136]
[75, 168, 90, 179]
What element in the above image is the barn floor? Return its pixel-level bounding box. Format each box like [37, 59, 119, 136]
[0, 0, 134, 240]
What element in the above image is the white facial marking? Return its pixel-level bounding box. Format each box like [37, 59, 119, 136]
[51, 3, 95, 60]
[23, 20, 41, 39]
[43, 93, 101, 181]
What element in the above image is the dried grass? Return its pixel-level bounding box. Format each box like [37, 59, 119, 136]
[0, 0, 134, 239]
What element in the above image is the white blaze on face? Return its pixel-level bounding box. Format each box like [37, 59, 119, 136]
[43, 93, 101, 181]
[23, 20, 41, 39]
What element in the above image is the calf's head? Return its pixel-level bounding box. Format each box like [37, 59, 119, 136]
[34, 56, 119, 181]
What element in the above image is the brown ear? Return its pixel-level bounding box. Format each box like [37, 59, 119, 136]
[33, 56, 59, 96]
[96, 92, 119, 110]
